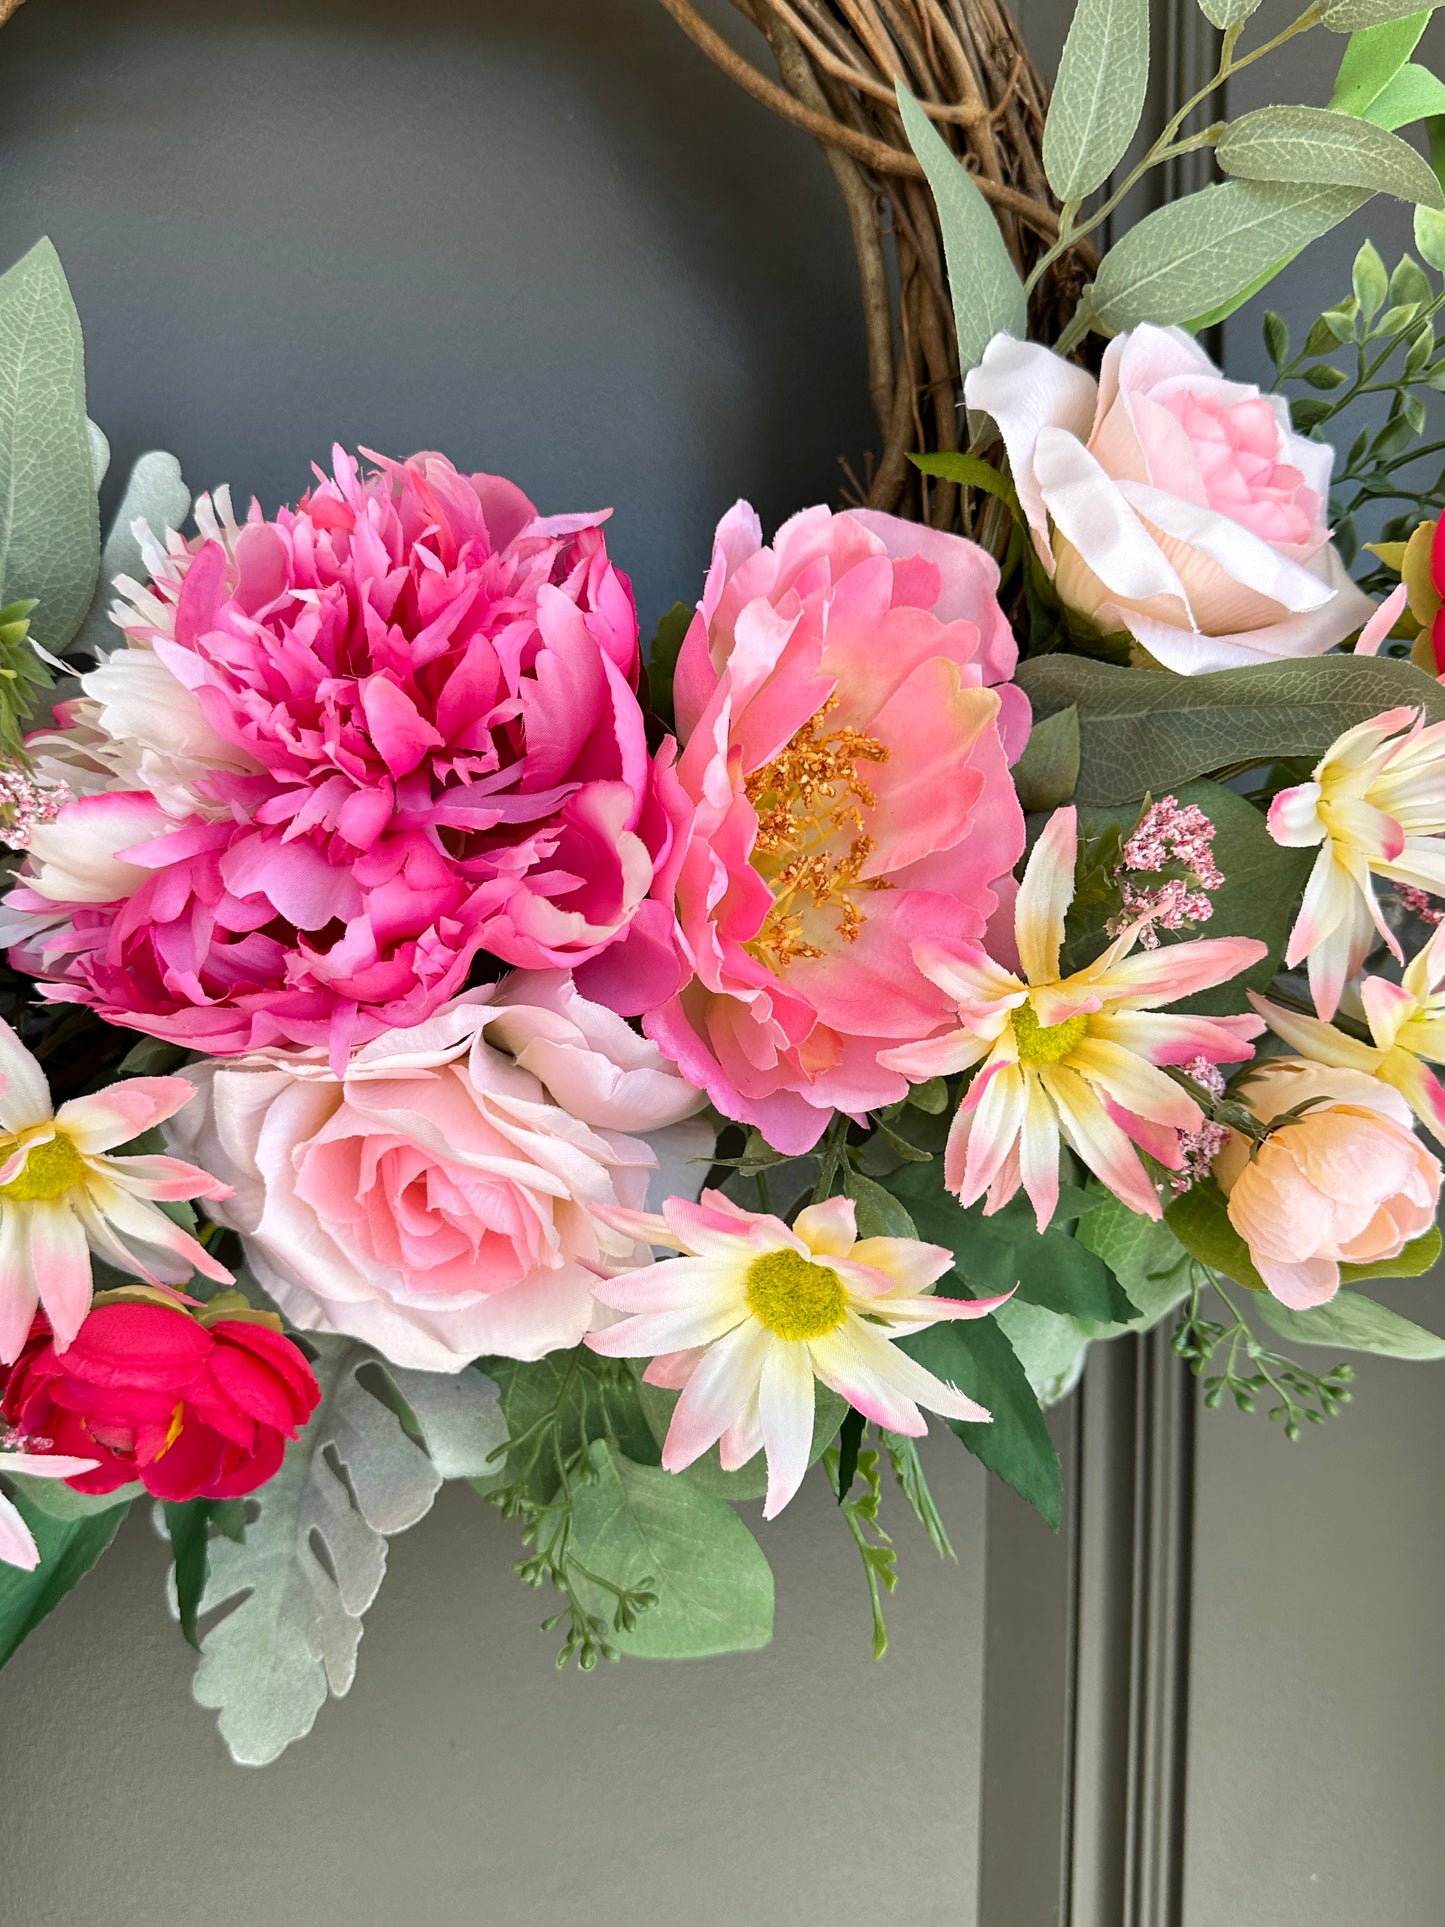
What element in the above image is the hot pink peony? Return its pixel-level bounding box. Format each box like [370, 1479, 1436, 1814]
[3, 451, 687, 1066]
[162, 973, 710, 1372]
[644, 502, 1028, 1156]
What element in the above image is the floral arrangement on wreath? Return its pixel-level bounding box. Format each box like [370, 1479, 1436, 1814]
[3, 0, 1445, 1770]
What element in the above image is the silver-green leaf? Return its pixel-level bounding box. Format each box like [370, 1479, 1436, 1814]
[1043, 0, 1150, 201]
[0, 238, 101, 652]
[1092, 179, 1367, 332]
[186, 1340, 499, 1765]
[73, 449, 191, 658]
[1216, 104, 1443, 206]
[1196, 0, 1266, 27]
[1257, 1288, 1445, 1359]
[1321, 0, 1445, 32]
[896, 82, 1025, 382]
[1011, 703, 1081, 809]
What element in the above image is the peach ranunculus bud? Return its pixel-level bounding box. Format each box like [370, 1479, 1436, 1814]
[964, 325, 1373, 674]
[1215, 1060, 1441, 1309]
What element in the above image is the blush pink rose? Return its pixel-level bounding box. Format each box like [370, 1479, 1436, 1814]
[644, 501, 1027, 1156]
[1216, 1059, 1441, 1308]
[3, 451, 688, 1067]
[965, 327, 1373, 674]
[162, 975, 710, 1372]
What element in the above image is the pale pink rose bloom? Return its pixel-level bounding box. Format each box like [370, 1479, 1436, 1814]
[645, 501, 1028, 1156]
[1216, 1059, 1441, 1308]
[965, 327, 1373, 674]
[164, 977, 710, 1373]
[0, 1447, 103, 1570]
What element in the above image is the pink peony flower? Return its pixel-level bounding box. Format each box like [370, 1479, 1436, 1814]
[2, 451, 688, 1067]
[644, 502, 1028, 1156]
[163, 974, 711, 1372]
[1216, 1059, 1441, 1308]
[965, 327, 1373, 673]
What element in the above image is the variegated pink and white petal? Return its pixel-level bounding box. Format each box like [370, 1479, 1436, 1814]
[1359, 975, 1419, 1052]
[1041, 1062, 1162, 1220]
[758, 1339, 818, 1518]
[585, 1298, 749, 1359]
[1088, 935, 1267, 1009]
[0, 1017, 52, 1134]
[960, 1060, 1030, 1209]
[877, 1029, 994, 1081]
[1068, 1038, 1203, 1129]
[1248, 992, 1381, 1072]
[663, 1319, 773, 1473]
[1382, 1054, 1445, 1145]
[791, 1195, 859, 1257]
[1015, 807, 1079, 988]
[838, 1235, 953, 1295]
[0, 1491, 39, 1571]
[1268, 781, 1327, 848]
[815, 1314, 991, 1429]
[28, 1201, 93, 1350]
[589, 1257, 742, 1316]
[1018, 1074, 1063, 1233]
[97, 1153, 234, 1202]
[908, 937, 1024, 1013]
[1088, 1009, 1261, 1066]
[55, 1077, 205, 1155]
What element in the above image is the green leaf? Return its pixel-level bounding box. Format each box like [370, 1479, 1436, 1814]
[1256, 1286, 1445, 1357]
[634, 1368, 845, 1503]
[1264, 309, 1291, 367]
[4, 1470, 143, 1520]
[1012, 704, 1081, 809]
[1196, 0, 1265, 28]
[1185, 249, 1312, 329]
[1361, 60, 1445, 127]
[1415, 201, 1445, 265]
[163, 1497, 246, 1651]
[1042, 0, 1150, 201]
[645, 599, 691, 729]
[1217, 105, 1443, 205]
[1065, 780, 1313, 1015]
[1341, 1224, 1443, 1280]
[900, 1316, 1062, 1529]
[1014, 653, 1445, 805]
[896, 82, 1026, 382]
[845, 1167, 921, 1239]
[1330, 13, 1430, 114]
[0, 239, 101, 652]
[1092, 180, 1368, 331]
[0, 1485, 128, 1669]
[1322, 0, 1445, 33]
[883, 1159, 1140, 1324]
[835, 1406, 865, 1500]
[1355, 238, 1392, 314]
[1166, 1177, 1267, 1288]
[486, 1348, 660, 1503]
[1074, 1187, 1193, 1332]
[909, 449, 1019, 510]
[567, 1440, 774, 1658]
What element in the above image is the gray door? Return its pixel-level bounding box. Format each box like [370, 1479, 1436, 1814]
[0, 5, 1440, 1925]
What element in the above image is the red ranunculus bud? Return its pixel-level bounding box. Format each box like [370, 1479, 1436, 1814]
[0, 1288, 320, 1501]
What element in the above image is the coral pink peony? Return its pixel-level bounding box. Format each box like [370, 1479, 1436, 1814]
[1216, 1060, 1441, 1308]
[966, 327, 1372, 673]
[163, 975, 710, 1372]
[1, 1290, 321, 1501]
[644, 502, 1028, 1155]
[3, 451, 687, 1066]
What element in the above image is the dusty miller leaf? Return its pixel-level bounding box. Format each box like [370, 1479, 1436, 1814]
[0, 238, 100, 652]
[188, 1340, 500, 1765]
[73, 449, 191, 658]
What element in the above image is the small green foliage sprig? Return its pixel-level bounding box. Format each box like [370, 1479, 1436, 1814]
[0, 600, 53, 763]
[482, 1350, 659, 1669]
[1172, 1269, 1355, 1441]
[1268, 235, 1445, 576]
[826, 1423, 958, 1659]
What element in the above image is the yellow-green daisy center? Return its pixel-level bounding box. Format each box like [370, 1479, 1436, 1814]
[1012, 1001, 1088, 1066]
[0, 1132, 86, 1202]
[744, 1247, 848, 1341]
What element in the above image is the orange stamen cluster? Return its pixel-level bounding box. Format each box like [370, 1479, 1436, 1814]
[744, 699, 892, 971]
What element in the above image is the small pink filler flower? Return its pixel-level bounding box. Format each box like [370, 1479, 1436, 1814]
[587, 1190, 1005, 1518]
[1, 1432, 101, 1571]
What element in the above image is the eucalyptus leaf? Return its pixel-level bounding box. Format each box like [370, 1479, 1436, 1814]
[1329, 12, 1430, 113]
[1015, 654, 1445, 804]
[568, 1440, 774, 1658]
[1361, 61, 1445, 128]
[896, 82, 1026, 383]
[992, 1299, 1092, 1404]
[1092, 180, 1368, 331]
[1216, 105, 1443, 206]
[187, 1337, 451, 1766]
[1043, 0, 1150, 201]
[1256, 1286, 1445, 1358]
[0, 1486, 128, 1669]
[0, 237, 101, 651]
[1321, 0, 1445, 33]
[1074, 1188, 1193, 1332]
[1012, 704, 1080, 809]
[1195, 0, 1265, 28]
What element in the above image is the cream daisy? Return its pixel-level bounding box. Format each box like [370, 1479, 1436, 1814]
[1251, 920, 1445, 1145]
[585, 1190, 1003, 1518]
[0, 1436, 102, 1570]
[1268, 705, 1445, 1021]
[0, 1017, 233, 1363]
[880, 807, 1265, 1231]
